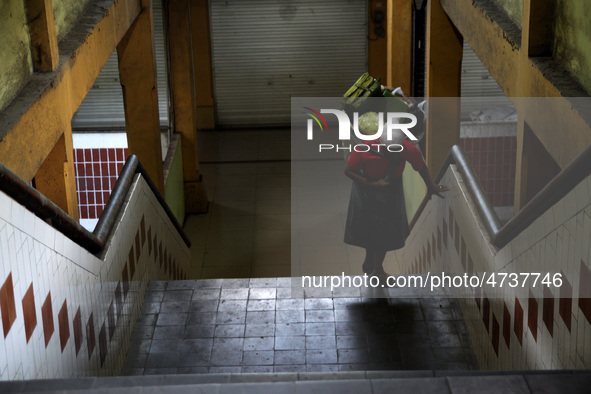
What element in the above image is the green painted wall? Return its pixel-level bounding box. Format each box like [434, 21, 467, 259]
[402, 162, 426, 225]
[493, 0, 523, 28]
[554, 0, 591, 93]
[165, 140, 186, 225]
[0, 0, 33, 112]
[53, 0, 94, 40]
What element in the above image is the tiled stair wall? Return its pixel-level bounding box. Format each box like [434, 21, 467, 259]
[0, 175, 190, 380]
[392, 165, 591, 370]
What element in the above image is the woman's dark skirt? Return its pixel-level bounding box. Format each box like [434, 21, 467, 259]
[344, 176, 409, 251]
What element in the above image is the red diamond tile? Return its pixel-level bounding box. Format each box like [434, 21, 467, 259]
[122, 264, 129, 297]
[41, 292, 54, 347]
[514, 298, 524, 346]
[115, 283, 123, 318]
[559, 271, 572, 331]
[578, 261, 591, 325]
[73, 308, 83, 356]
[482, 295, 490, 333]
[129, 247, 136, 279]
[99, 323, 107, 366]
[503, 302, 511, 349]
[140, 217, 146, 246]
[107, 302, 115, 340]
[492, 314, 500, 356]
[135, 231, 141, 262]
[58, 300, 70, 352]
[528, 291, 538, 342]
[543, 286, 554, 337]
[86, 313, 95, 359]
[22, 283, 37, 343]
[0, 273, 17, 338]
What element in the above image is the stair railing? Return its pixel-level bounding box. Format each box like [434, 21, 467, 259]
[0, 155, 190, 254]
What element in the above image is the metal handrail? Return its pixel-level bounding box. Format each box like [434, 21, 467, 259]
[409, 143, 591, 250]
[0, 155, 191, 255]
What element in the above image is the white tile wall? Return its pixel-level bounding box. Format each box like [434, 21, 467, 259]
[392, 166, 591, 370]
[0, 177, 190, 380]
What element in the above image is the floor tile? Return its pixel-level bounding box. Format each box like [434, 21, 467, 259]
[275, 336, 306, 350]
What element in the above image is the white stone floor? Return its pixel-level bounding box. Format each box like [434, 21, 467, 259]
[185, 128, 403, 279]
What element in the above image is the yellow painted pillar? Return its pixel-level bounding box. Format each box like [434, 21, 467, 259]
[25, 0, 59, 71]
[167, 0, 208, 213]
[0, 0, 141, 183]
[190, 0, 216, 130]
[368, 0, 388, 80]
[424, 0, 463, 176]
[386, 0, 413, 94]
[117, 0, 165, 194]
[35, 127, 79, 221]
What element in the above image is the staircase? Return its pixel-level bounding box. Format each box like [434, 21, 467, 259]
[1, 370, 589, 393]
[122, 278, 478, 374]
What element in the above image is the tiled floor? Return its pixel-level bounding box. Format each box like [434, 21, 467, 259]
[123, 278, 478, 375]
[185, 129, 292, 279]
[186, 129, 403, 279]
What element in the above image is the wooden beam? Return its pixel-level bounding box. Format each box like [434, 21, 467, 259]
[190, 0, 216, 130]
[440, 0, 521, 98]
[368, 0, 388, 80]
[117, 0, 165, 194]
[424, 0, 462, 176]
[0, 0, 141, 182]
[34, 128, 79, 220]
[25, 0, 59, 71]
[386, 0, 413, 94]
[168, 0, 208, 213]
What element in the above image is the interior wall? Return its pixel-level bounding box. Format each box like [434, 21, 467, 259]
[52, 0, 94, 40]
[554, 0, 591, 93]
[0, 0, 33, 112]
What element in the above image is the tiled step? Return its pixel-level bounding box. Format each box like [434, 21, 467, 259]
[126, 278, 479, 374]
[1, 371, 590, 393]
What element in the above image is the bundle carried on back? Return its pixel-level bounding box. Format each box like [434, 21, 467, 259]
[343, 73, 428, 142]
[343, 73, 383, 113]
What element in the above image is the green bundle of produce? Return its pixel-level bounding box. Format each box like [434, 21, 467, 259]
[343, 72, 383, 112]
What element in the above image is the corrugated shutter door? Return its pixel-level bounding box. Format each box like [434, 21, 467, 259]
[72, 0, 169, 130]
[461, 41, 512, 119]
[153, 0, 169, 128]
[71, 50, 125, 129]
[210, 0, 368, 127]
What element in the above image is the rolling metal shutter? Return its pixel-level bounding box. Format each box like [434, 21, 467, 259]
[461, 41, 512, 119]
[210, 0, 368, 127]
[71, 0, 169, 130]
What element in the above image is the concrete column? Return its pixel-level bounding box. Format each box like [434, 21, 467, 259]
[386, 0, 413, 93]
[25, 0, 59, 71]
[35, 127, 79, 221]
[168, 0, 208, 213]
[424, 0, 463, 176]
[117, 0, 165, 194]
[190, 0, 215, 130]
